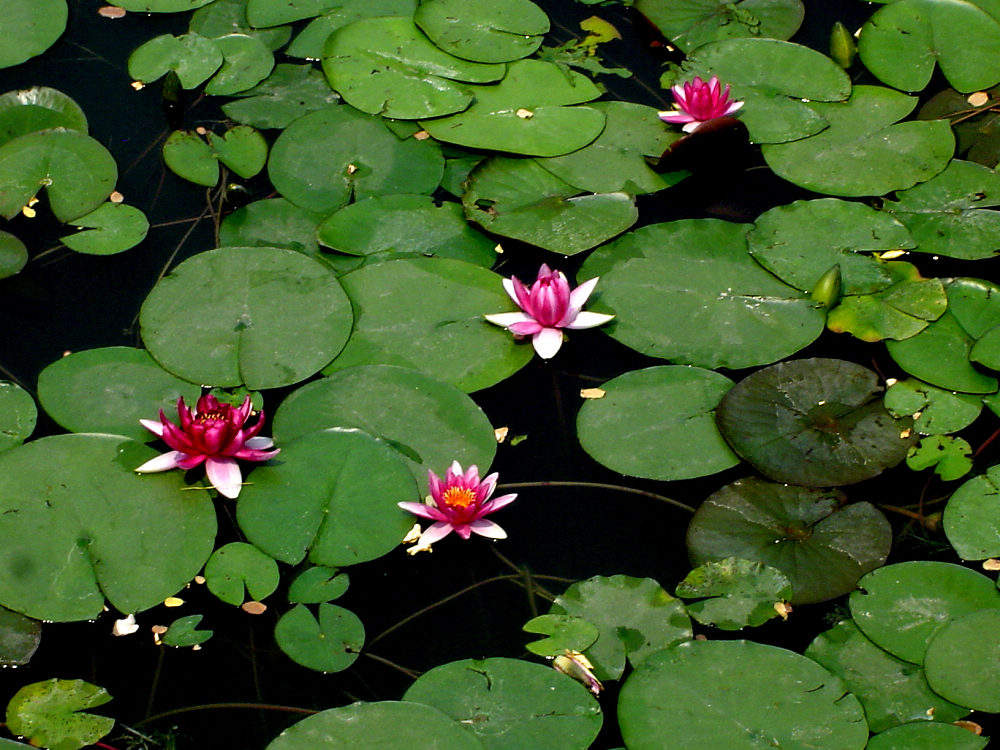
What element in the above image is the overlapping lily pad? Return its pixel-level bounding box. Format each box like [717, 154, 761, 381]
[635, 0, 804, 53]
[60, 203, 149, 255]
[943, 464, 1000, 559]
[116, 0, 215, 9]
[219, 198, 325, 260]
[245, 0, 342, 26]
[0, 87, 87, 146]
[203, 33, 274, 96]
[0, 606, 40, 666]
[415, 0, 549, 63]
[128, 33, 223, 89]
[139, 246, 353, 390]
[0, 0, 67, 69]
[884, 378, 983, 435]
[579, 220, 825, 369]
[221, 64, 340, 130]
[762, 86, 954, 197]
[190, 0, 292, 51]
[285, 0, 418, 59]
[0, 381, 36, 451]
[866, 722, 989, 750]
[923, 608, 1000, 712]
[522, 614, 599, 657]
[675, 557, 793, 630]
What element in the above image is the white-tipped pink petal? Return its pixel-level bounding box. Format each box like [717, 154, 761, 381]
[569, 277, 600, 309]
[139, 418, 165, 437]
[484, 312, 535, 328]
[483, 493, 517, 512]
[468, 519, 507, 539]
[397, 502, 448, 522]
[532, 328, 565, 359]
[724, 100, 745, 115]
[501, 277, 521, 306]
[566, 311, 616, 330]
[205, 457, 243, 499]
[135, 451, 185, 473]
[682, 122, 702, 133]
[419, 522, 456, 546]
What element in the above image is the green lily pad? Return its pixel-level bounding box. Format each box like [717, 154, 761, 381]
[274, 603, 364, 672]
[203, 33, 274, 96]
[762, 86, 954, 197]
[415, 0, 549, 63]
[189, 0, 292, 51]
[322, 16, 503, 119]
[272, 364, 497, 484]
[667, 38, 851, 144]
[618, 640, 868, 750]
[523, 614, 600, 657]
[0, 87, 87, 147]
[0, 434, 216, 622]
[6, 679, 113, 750]
[286, 0, 418, 59]
[858, 0, 1000, 94]
[0, 129, 117, 222]
[116, 0, 215, 10]
[462, 157, 637, 255]
[924, 608, 1000, 711]
[549, 575, 692, 681]
[849, 561, 1000, 664]
[37, 346, 201, 442]
[265, 701, 485, 750]
[403, 657, 602, 750]
[221, 64, 340, 130]
[420, 60, 604, 156]
[806, 619, 970, 733]
[944, 464, 1000, 560]
[237, 428, 417, 567]
[204, 542, 280, 606]
[139, 246, 353, 390]
[60, 202, 149, 255]
[0, 381, 36, 451]
[918, 86, 1000, 168]
[906, 435, 973, 481]
[0, 606, 41, 666]
[218, 197, 327, 263]
[287, 566, 349, 604]
[748, 199, 914, 295]
[127, 33, 223, 89]
[268, 105, 443, 215]
[884, 378, 983, 435]
[687, 478, 892, 604]
[161, 614, 213, 647]
[579, 220, 824, 368]
[576, 365, 739, 481]
[675, 557, 792, 630]
[883, 160, 1000, 260]
[317, 194, 496, 267]
[246, 0, 342, 27]
[635, 0, 804, 53]
[323, 258, 533, 392]
[716, 358, 917, 486]
[0, 230, 27, 278]
[207, 126, 267, 178]
[0, 0, 67, 69]
[971, 323, 1000, 370]
[163, 130, 219, 186]
[867, 722, 989, 750]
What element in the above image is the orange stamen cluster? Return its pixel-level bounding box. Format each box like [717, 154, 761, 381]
[441, 486, 477, 510]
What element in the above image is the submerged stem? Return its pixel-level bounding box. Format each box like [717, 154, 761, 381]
[497, 480, 696, 513]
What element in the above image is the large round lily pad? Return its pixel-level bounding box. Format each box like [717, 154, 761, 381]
[944, 464, 1000, 560]
[576, 366, 738, 481]
[403, 657, 602, 750]
[923, 608, 1000, 712]
[618, 640, 869, 750]
[0, 434, 216, 621]
[0, 0, 67, 69]
[139, 246, 353, 390]
[866, 722, 989, 750]
[716, 358, 916, 486]
[414, 0, 549, 63]
[686, 478, 892, 604]
[60, 202, 149, 256]
[635, 0, 804, 53]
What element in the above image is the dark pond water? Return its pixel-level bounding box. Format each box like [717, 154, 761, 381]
[2, 1, 998, 748]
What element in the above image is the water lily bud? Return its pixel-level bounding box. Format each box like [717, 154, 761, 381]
[829, 22, 856, 69]
[810, 264, 842, 309]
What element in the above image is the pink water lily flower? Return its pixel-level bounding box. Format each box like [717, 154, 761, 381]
[398, 461, 516, 548]
[484, 264, 615, 360]
[135, 394, 279, 499]
[658, 75, 744, 133]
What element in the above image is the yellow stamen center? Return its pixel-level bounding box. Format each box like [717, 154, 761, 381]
[441, 486, 477, 510]
[197, 410, 226, 422]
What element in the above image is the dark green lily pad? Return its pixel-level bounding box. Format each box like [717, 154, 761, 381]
[618, 640, 868, 750]
[274, 603, 363, 673]
[416, 0, 548, 63]
[61, 202, 149, 255]
[576, 365, 739, 481]
[204, 542, 280, 606]
[0, 87, 87, 147]
[0, 380, 36, 451]
[161, 614, 213, 647]
[190, 0, 292, 51]
[0, 230, 27, 278]
[0, 606, 41, 666]
[924, 608, 1000, 712]
[849, 561, 1000, 664]
[635, 0, 804, 53]
[462, 157, 637, 255]
[287, 566, 349, 604]
[237, 428, 417, 567]
[265, 701, 485, 750]
[748, 199, 914, 295]
[285, 0, 418, 59]
[667, 38, 851, 144]
[218, 198, 326, 263]
[944, 464, 1000, 560]
[884, 378, 983, 435]
[906, 435, 972, 481]
[0, 129, 117, 222]
[579, 220, 825, 368]
[207, 126, 267, 178]
[139, 246, 353, 390]
[805, 619, 969, 734]
[858, 0, 1000, 94]
[245, 0, 341, 25]
[918, 86, 1000, 168]
[323, 258, 533, 392]
[116, 0, 215, 9]
[203, 33, 274, 96]
[5, 679, 114, 750]
[221, 64, 340, 130]
[675, 557, 792, 630]
[164, 130, 219, 186]
[716, 358, 917, 486]
[37, 346, 201, 442]
[549, 575, 692, 682]
[867, 722, 989, 750]
[268, 105, 443, 215]
[127, 33, 223, 89]
[523, 614, 600, 657]
[762, 86, 954, 197]
[322, 16, 504, 119]
[0, 0, 67, 69]
[403, 657, 602, 750]
[272, 364, 497, 484]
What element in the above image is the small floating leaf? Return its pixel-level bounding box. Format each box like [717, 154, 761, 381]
[61, 202, 149, 255]
[204, 542, 280, 606]
[274, 603, 364, 673]
[161, 614, 213, 647]
[5, 678, 114, 750]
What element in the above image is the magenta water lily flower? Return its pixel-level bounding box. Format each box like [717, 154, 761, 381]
[484, 264, 615, 360]
[398, 461, 516, 549]
[135, 394, 279, 499]
[658, 75, 744, 133]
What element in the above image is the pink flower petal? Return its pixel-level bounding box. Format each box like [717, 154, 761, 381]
[134, 451, 185, 473]
[658, 111, 696, 124]
[482, 493, 517, 513]
[398, 502, 448, 522]
[205, 457, 243, 499]
[484, 312, 535, 328]
[508, 320, 543, 335]
[469, 519, 507, 539]
[565, 311, 616, 330]
[568, 276, 599, 309]
[419, 521, 456, 546]
[139, 418, 165, 437]
[532, 328, 564, 359]
[454, 524, 473, 539]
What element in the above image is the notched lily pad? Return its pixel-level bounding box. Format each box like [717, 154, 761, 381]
[523, 614, 600, 657]
[415, 0, 549, 63]
[884, 377, 983, 435]
[204, 542, 280, 606]
[161, 614, 213, 647]
[675, 557, 793, 630]
[287, 566, 349, 604]
[274, 603, 364, 673]
[5, 678, 113, 750]
[906, 435, 972, 481]
[127, 33, 223, 89]
[61, 202, 149, 255]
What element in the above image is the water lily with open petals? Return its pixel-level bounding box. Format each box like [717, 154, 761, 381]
[398, 461, 516, 549]
[658, 75, 744, 133]
[484, 264, 614, 359]
[135, 394, 279, 499]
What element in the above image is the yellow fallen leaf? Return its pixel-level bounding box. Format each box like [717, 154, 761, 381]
[580, 388, 605, 399]
[242, 601, 267, 615]
[164, 596, 184, 607]
[495, 426, 509, 443]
